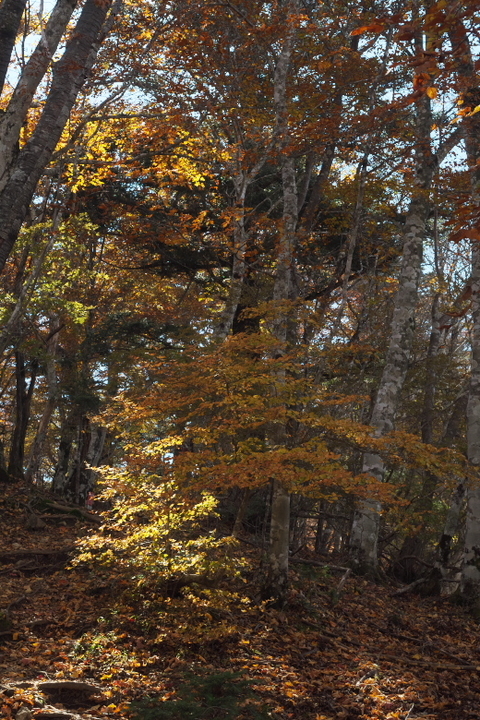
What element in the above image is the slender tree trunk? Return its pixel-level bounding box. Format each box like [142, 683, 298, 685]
[444, 14, 480, 610]
[462, 247, 480, 606]
[439, 483, 465, 567]
[291, 495, 308, 553]
[216, 145, 273, 341]
[435, 392, 468, 571]
[265, 480, 291, 600]
[349, 68, 435, 574]
[232, 487, 253, 539]
[52, 409, 78, 495]
[0, 0, 117, 270]
[0, 0, 78, 192]
[396, 295, 442, 581]
[0, 0, 28, 96]
[216, 174, 249, 341]
[262, 4, 298, 603]
[301, 142, 336, 230]
[8, 351, 38, 479]
[25, 321, 61, 482]
[0, 235, 57, 355]
[52, 411, 106, 505]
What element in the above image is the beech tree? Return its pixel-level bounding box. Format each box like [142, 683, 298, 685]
[1, 0, 479, 608]
[0, 0, 120, 270]
[443, 1, 480, 609]
[349, 29, 459, 573]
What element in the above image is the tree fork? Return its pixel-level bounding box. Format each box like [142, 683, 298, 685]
[0, 0, 117, 271]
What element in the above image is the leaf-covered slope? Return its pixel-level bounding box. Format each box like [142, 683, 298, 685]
[0, 484, 479, 720]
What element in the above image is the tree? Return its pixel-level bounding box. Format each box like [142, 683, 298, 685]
[0, 0, 120, 269]
[443, 1, 480, 609]
[0, 0, 477, 607]
[348, 5, 462, 575]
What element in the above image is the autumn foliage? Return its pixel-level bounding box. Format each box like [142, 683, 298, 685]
[2, 3, 480, 715]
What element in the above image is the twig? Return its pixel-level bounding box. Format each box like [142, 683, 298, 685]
[356, 666, 379, 685]
[390, 577, 427, 596]
[336, 568, 351, 594]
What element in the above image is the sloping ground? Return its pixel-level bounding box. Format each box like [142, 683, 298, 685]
[0, 484, 479, 720]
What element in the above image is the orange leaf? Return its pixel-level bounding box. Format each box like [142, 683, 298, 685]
[351, 23, 385, 36]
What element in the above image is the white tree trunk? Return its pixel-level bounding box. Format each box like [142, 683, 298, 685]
[0, 0, 77, 192]
[0, 0, 28, 95]
[444, 15, 480, 608]
[349, 84, 435, 573]
[0, 0, 119, 270]
[262, 2, 298, 604]
[463, 245, 480, 603]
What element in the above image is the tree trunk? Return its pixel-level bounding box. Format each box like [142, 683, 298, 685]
[396, 295, 442, 581]
[25, 322, 61, 483]
[52, 410, 78, 495]
[8, 352, 38, 479]
[349, 55, 436, 574]
[291, 495, 308, 553]
[215, 174, 249, 341]
[232, 487, 253, 539]
[0, 0, 28, 96]
[262, 2, 298, 605]
[0, 0, 78, 192]
[53, 414, 106, 506]
[444, 14, 480, 611]
[0, 0, 117, 270]
[263, 480, 291, 602]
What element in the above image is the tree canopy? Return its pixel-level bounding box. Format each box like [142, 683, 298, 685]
[1, 0, 480, 610]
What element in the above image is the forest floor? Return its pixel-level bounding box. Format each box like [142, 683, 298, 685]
[1, 484, 480, 720]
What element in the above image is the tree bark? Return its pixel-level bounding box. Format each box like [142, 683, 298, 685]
[0, 0, 117, 270]
[262, 3, 298, 604]
[8, 351, 38, 479]
[0, 0, 28, 96]
[264, 480, 291, 602]
[0, 0, 78, 192]
[232, 487, 253, 538]
[444, 12, 480, 610]
[53, 414, 106, 506]
[215, 173, 249, 341]
[52, 409, 78, 495]
[396, 295, 442, 581]
[349, 65, 436, 574]
[25, 322, 61, 483]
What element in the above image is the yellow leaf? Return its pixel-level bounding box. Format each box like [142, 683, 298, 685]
[426, 87, 438, 99]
